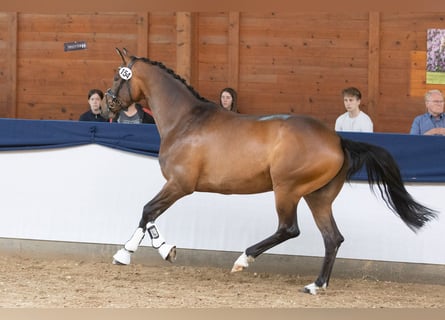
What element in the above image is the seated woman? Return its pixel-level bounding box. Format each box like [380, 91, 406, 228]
[79, 89, 108, 122]
[219, 87, 238, 112]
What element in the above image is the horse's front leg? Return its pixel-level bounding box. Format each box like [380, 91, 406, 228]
[112, 181, 187, 265]
[113, 221, 176, 265]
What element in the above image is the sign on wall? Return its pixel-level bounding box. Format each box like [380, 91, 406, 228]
[426, 29, 445, 84]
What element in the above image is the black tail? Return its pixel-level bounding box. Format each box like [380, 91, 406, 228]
[341, 138, 437, 232]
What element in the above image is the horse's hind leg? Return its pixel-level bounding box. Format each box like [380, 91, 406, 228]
[231, 192, 301, 272]
[302, 170, 347, 294]
[113, 180, 188, 265]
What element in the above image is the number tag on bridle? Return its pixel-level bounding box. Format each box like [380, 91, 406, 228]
[119, 67, 132, 80]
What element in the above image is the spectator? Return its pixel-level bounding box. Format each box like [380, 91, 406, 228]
[113, 102, 155, 124]
[335, 87, 373, 132]
[79, 89, 107, 122]
[219, 87, 238, 112]
[410, 89, 445, 135]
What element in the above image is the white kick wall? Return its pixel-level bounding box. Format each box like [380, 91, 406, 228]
[0, 144, 443, 265]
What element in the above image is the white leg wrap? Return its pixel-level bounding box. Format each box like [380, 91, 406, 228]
[146, 222, 176, 261]
[124, 227, 145, 252]
[158, 243, 176, 260]
[113, 248, 132, 265]
[146, 222, 166, 249]
[303, 282, 327, 295]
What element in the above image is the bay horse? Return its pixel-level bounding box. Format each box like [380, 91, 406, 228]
[103, 48, 437, 295]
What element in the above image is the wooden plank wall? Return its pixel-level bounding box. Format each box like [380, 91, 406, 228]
[15, 13, 141, 120]
[0, 13, 17, 118]
[378, 13, 445, 132]
[237, 13, 370, 125]
[0, 12, 444, 133]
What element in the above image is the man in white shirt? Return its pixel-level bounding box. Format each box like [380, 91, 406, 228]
[335, 87, 373, 132]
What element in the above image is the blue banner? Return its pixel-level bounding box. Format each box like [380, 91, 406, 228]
[1, 118, 444, 183]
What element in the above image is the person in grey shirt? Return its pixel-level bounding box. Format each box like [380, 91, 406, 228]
[113, 102, 155, 124]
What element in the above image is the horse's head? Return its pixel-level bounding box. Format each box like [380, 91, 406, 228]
[102, 48, 144, 118]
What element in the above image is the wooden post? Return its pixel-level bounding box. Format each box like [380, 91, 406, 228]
[190, 13, 199, 89]
[368, 12, 380, 129]
[228, 12, 240, 91]
[137, 13, 149, 58]
[5, 13, 17, 118]
[176, 12, 193, 83]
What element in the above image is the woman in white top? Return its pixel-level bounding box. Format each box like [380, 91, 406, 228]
[335, 87, 373, 132]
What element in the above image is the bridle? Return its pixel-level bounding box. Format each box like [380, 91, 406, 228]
[104, 57, 139, 112]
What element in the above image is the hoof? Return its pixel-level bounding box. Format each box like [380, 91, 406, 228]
[303, 282, 327, 295]
[159, 244, 176, 262]
[230, 264, 245, 273]
[112, 248, 131, 265]
[231, 252, 254, 273]
[166, 246, 177, 263]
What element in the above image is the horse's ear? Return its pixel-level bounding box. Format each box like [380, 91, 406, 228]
[115, 47, 128, 65]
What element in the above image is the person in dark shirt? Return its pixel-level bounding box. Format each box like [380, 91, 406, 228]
[79, 89, 107, 122]
[112, 102, 155, 124]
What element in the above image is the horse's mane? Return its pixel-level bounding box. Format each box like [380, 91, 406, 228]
[136, 56, 211, 103]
